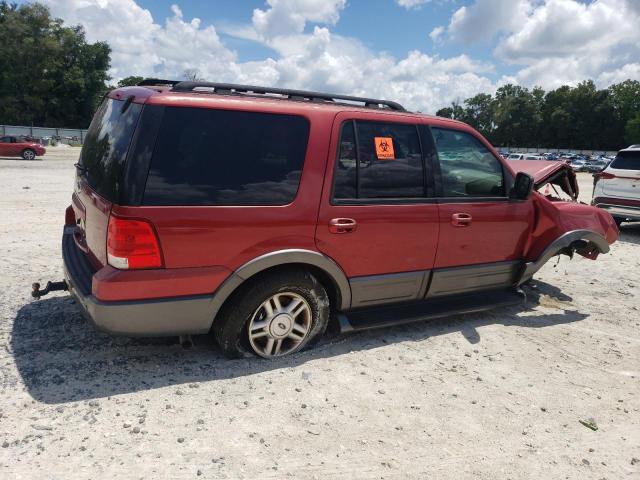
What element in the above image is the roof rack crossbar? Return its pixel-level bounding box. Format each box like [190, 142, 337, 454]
[169, 81, 406, 111]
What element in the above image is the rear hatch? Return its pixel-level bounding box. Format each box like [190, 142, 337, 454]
[602, 151, 640, 198]
[72, 97, 143, 268]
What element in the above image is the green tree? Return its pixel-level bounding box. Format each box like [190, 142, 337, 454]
[625, 113, 640, 145]
[0, 2, 111, 128]
[462, 93, 494, 139]
[117, 76, 144, 88]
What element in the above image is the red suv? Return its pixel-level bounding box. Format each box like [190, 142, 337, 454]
[55, 79, 618, 358]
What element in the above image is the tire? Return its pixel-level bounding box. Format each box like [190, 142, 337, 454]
[613, 216, 624, 227]
[22, 149, 36, 160]
[213, 268, 330, 359]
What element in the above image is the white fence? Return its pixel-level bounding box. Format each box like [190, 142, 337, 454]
[498, 146, 619, 156]
[0, 124, 88, 144]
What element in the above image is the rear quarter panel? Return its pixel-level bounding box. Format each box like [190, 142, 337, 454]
[112, 107, 336, 271]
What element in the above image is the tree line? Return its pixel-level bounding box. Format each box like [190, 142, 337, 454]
[2, 2, 640, 149]
[436, 81, 640, 150]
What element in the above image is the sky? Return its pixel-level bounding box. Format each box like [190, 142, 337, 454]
[30, 0, 640, 113]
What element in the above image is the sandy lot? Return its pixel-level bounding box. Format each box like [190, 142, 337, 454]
[0, 148, 638, 479]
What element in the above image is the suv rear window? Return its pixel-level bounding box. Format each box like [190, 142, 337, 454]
[80, 98, 142, 201]
[611, 151, 640, 170]
[143, 108, 309, 206]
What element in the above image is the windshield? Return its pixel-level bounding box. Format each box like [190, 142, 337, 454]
[79, 98, 142, 201]
[611, 151, 640, 170]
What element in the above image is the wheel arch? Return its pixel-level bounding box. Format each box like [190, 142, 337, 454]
[206, 249, 351, 329]
[517, 229, 609, 286]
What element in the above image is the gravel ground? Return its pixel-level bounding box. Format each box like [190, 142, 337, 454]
[0, 149, 638, 479]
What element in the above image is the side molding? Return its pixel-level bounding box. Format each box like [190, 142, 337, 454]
[518, 229, 609, 285]
[207, 249, 352, 326]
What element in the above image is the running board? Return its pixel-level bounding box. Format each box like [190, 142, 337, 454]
[337, 289, 525, 333]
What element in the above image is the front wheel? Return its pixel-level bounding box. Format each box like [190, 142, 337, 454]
[213, 269, 330, 359]
[22, 149, 36, 160]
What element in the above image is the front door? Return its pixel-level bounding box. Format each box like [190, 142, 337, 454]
[427, 126, 533, 297]
[315, 112, 440, 309]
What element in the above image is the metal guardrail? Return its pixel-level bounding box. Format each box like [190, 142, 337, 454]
[497, 147, 619, 156]
[0, 124, 88, 144]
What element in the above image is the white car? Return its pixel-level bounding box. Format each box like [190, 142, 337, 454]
[592, 147, 640, 225]
[506, 153, 526, 160]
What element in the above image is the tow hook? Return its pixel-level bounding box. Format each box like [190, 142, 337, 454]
[32, 280, 68, 299]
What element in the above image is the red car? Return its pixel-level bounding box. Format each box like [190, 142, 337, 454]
[38, 80, 618, 359]
[0, 135, 46, 159]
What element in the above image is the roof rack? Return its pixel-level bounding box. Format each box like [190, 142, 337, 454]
[165, 81, 406, 111]
[137, 78, 182, 87]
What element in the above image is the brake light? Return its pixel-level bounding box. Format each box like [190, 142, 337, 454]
[65, 205, 75, 225]
[107, 215, 163, 269]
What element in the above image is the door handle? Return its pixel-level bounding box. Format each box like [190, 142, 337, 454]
[451, 213, 472, 227]
[329, 218, 357, 234]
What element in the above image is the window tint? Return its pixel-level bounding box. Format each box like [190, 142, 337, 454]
[611, 151, 640, 170]
[80, 98, 142, 201]
[333, 122, 357, 199]
[431, 127, 504, 197]
[143, 108, 309, 206]
[333, 121, 425, 200]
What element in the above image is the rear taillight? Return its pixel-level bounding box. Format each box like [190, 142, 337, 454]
[65, 205, 75, 225]
[107, 215, 163, 269]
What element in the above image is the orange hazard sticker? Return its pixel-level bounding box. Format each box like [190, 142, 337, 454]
[374, 137, 395, 160]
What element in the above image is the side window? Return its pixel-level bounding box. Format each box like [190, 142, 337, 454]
[0, 136, 9, 143]
[431, 127, 505, 197]
[333, 122, 357, 199]
[333, 120, 425, 200]
[143, 108, 309, 206]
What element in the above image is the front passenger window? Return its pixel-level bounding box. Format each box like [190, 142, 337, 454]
[431, 128, 504, 197]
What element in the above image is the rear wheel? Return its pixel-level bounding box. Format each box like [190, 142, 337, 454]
[22, 149, 36, 160]
[213, 268, 330, 359]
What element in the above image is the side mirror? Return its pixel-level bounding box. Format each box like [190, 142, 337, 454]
[509, 172, 534, 200]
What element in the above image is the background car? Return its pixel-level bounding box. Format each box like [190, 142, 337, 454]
[592, 147, 640, 225]
[0, 135, 46, 159]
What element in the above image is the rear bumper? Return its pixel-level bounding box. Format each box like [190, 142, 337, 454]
[593, 197, 640, 221]
[62, 229, 216, 336]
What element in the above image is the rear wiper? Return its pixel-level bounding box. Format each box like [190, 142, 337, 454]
[74, 163, 88, 175]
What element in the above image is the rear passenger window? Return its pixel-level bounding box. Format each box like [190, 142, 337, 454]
[611, 151, 640, 170]
[143, 108, 309, 206]
[333, 121, 425, 200]
[431, 128, 504, 197]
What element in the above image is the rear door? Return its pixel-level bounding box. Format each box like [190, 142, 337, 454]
[602, 151, 640, 199]
[428, 126, 533, 297]
[73, 97, 143, 267]
[315, 112, 439, 308]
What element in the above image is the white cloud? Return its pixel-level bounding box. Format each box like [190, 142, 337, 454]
[396, 0, 433, 9]
[438, 0, 640, 89]
[429, 26, 445, 43]
[41, 0, 500, 113]
[251, 0, 346, 39]
[496, 0, 640, 88]
[447, 0, 532, 44]
[42, 0, 238, 80]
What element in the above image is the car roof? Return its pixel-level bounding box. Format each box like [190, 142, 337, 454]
[107, 85, 469, 128]
[619, 147, 640, 152]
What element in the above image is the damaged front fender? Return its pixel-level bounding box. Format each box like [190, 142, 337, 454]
[518, 229, 610, 286]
